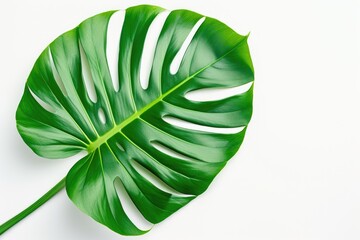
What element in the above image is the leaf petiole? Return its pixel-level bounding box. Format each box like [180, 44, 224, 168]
[0, 177, 66, 235]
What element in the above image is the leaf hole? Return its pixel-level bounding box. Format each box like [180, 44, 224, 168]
[163, 116, 245, 134]
[114, 177, 153, 231]
[170, 17, 206, 75]
[140, 10, 171, 90]
[79, 41, 98, 103]
[186, 81, 253, 102]
[151, 141, 194, 161]
[28, 87, 56, 114]
[48, 48, 68, 96]
[116, 142, 125, 152]
[98, 108, 106, 124]
[131, 159, 193, 197]
[106, 10, 126, 92]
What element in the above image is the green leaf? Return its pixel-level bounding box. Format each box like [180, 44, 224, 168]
[16, 4, 254, 236]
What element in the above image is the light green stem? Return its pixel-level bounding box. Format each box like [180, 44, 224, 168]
[0, 177, 66, 235]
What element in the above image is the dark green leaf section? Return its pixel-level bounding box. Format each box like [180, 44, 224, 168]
[16, 5, 254, 235]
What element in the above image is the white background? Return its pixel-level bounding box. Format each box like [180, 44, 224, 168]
[0, 0, 359, 239]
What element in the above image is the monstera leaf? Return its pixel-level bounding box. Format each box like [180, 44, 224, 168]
[7, 4, 254, 236]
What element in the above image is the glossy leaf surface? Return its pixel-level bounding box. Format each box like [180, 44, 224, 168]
[16, 5, 254, 235]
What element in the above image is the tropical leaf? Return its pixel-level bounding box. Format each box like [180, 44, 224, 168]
[15, 4, 254, 235]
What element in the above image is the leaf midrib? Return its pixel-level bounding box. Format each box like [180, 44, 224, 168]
[86, 37, 247, 153]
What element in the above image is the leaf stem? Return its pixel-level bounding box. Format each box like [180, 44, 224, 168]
[0, 177, 66, 235]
